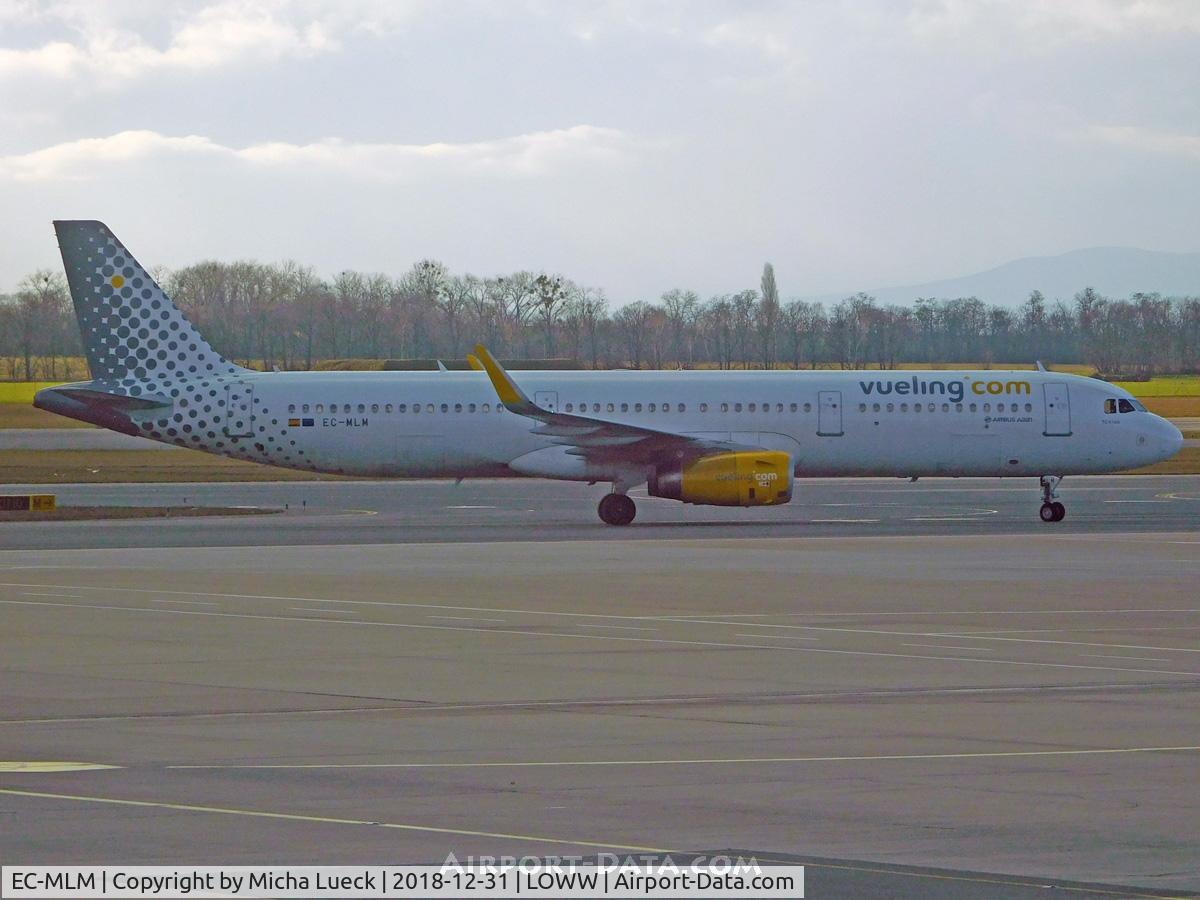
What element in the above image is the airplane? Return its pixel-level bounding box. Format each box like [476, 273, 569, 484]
[35, 221, 1184, 525]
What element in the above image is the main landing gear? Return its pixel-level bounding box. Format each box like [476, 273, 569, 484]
[598, 492, 636, 526]
[1039, 475, 1066, 522]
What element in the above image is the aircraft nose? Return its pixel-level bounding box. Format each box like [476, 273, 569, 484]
[1156, 417, 1184, 460]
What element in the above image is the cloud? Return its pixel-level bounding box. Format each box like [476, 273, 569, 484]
[1085, 125, 1200, 160]
[0, 126, 647, 181]
[905, 0, 1200, 48]
[0, 0, 403, 84]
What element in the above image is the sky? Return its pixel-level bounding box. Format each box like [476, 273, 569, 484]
[1, 0, 1198, 301]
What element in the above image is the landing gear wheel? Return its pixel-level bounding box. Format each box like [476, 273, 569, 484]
[1040, 501, 1066, 522]
[1039, 475, 1065, 523]
[598, 493, 636, 526]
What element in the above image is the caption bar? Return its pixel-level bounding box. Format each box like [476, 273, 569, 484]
[3, 864, 802, 899]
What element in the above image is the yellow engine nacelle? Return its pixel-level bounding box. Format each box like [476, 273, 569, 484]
[648, 451, 793, 507]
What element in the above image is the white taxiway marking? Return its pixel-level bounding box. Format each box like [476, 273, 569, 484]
[20, 592, 83, 599]
[288, 608, 346, 614]
[445, 505, 497, 509]
[901, 643, 997, 653]
[579, 624, 657, 632]
[151, 599, 218, 606]
[426, 615, 507, 623]
[733, 633, 820, 642]
[167, 745, 1200, 770]
[0, 788, 669, 855]
[3, 598, 1196, 678]
[1080, 654, 1171, 663]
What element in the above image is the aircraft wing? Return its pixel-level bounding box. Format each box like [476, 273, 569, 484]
[473, 344, 759, 465]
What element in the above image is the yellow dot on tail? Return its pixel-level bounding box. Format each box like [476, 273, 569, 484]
[111, 274, 125, 288]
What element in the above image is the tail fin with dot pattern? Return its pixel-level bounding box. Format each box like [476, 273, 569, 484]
[53, 220, 248, 391]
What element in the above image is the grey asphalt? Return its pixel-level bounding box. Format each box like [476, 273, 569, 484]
[2, 479, 1199, 897]
[1, 474, 1199, 549]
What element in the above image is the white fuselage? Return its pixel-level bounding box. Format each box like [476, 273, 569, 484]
[141, 368, 1180, 481]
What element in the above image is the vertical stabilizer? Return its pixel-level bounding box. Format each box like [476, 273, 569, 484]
[53, 220, 246, 392]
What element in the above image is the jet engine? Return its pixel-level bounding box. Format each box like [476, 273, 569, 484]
[648, 451, 793, 506]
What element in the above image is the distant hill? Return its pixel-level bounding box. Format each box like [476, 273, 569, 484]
[813, 247, 1200, 306]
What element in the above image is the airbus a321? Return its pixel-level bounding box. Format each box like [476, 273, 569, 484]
[35, 221, 1184, 525]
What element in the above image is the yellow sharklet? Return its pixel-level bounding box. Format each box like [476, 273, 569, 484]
[473, 344, 532, 410]
[466, 353, 484, 371]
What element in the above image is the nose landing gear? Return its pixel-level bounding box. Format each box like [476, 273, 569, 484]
[1039, 475, 1066, 522]
[598, 491, 636, 526]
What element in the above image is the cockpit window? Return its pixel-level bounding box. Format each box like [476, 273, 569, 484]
[1118, 399, 1136, 413]
[1130, 398, 1147, 412]
[1104, 399, 1117, 415]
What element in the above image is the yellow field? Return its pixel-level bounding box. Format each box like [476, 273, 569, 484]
[1111, 376, 1200, 396]
[0, 382, 73, 403]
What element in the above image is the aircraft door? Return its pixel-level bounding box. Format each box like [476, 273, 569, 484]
[534, 390, 559, 412]
[817, 390, 843, 436]
[1042, 382, 1071, 436]
[223, 383, 254, 437]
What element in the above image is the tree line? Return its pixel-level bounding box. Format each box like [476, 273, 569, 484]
[2, 259, 1199, 381]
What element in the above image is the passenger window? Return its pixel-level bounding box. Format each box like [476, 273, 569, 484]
[357, 404, 365, 414]
[482, 403, 490, 413]
[776, 403, 783, 413]
[302, 404, 310, 413]
[969, 403, 977, 413]
[288, 404, 296, 413]
[886, 403, 894, 412]
[621, 403, 629, 412]
[341, 404, 349, 413]
[858, 403, 867, 412]
[748, 403, 756, 413]
[565, 403, 573, 412]
[872, 402, 881, 412]
[661, 401, 669, 411]
[648, 403, 657, 412]
[454, 403, 462, 413]
[900, 403, 909, 413]
[315, 403, 324, 413]
[790, 403, 798, 412]
[607, 403, 615, 412]
[468, 403, 476, 413]
[635, 403, 643, 412]
[1025, 403, 1032, 412]
[398, 403, 407, 413]
[734, 403, 742, 412]
[426, 403, 435, 413]
[700, 403, 708, 412]
[1118, 399, 1135, 413]
[956, 403, 963, 412]
[440, 403, 448, 413]
[913, 403, 921, 412]
[942, 403, 949, 412]
[803, 402, 812, 413]
[371, 404, 379, 413]
[983, 403, 991, 413]
[385, 403, 392, 413]
[678, 403, 686, 412]
[720, 403, 728, 412]
[592, 403, 600, 413]
[413, 404, 421, 414]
